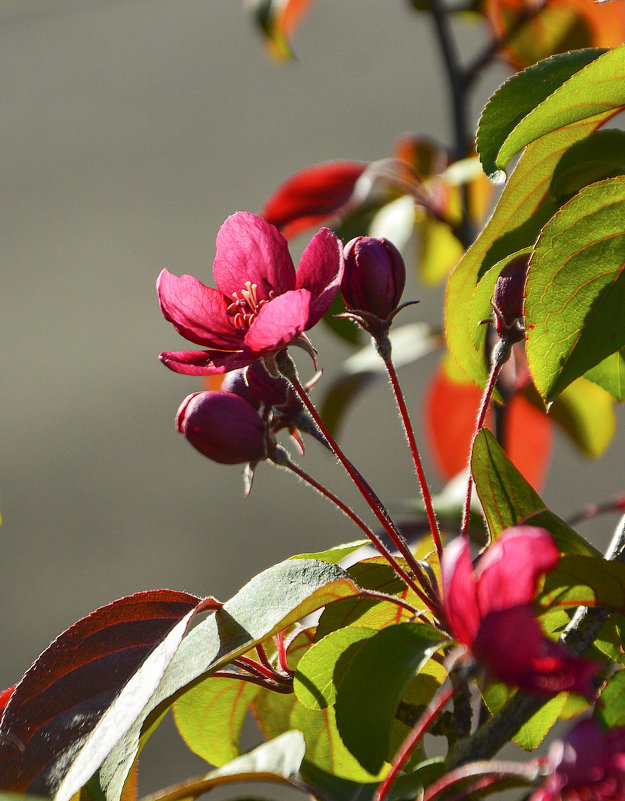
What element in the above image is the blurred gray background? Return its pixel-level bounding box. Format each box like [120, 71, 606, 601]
[2, 0, 624, 793]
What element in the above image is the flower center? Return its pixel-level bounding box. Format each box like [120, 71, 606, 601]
[226, 281, 275, 330]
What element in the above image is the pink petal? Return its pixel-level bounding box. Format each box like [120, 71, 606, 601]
[213, 212, 296, 300]
[243, 289, 310, 353]
[475, 527, 559, 617]
[157, 269, 242, 349]
[159, 349, 255, 376]
[473, 605, 597, 696]
[296, 227, 344, 328]
[441, 537, 481, 647]
[262, 161, 366, 238]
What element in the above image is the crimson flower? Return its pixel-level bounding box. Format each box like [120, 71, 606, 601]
[442, 527, 597, 696]
[158, 212, 343, 376]
[531, 718, 625, 801]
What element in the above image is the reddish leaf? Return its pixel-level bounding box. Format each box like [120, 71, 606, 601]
[424, 362, 552, 490]
[0, 589, 200, 795]
[504, 390, 552, 492]
[261, 161, 366, 238]
[0, 686, 16, 718]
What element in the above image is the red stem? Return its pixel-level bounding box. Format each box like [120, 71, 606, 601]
[374, 683, 456, 801]
[460, 360, 503, 539]
[383, 354, 443, 561]
[422, 759, 540, 801]
[274, 630, 292, 676]
[284, 459, 436, 614]
[278, 353, 440, 612]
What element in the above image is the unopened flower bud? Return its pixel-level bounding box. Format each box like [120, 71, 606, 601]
[492, 256, 529, 343]
[341, 236, 406, 320]
[176, 391, 274, 464]
[222, 362, 290, 411]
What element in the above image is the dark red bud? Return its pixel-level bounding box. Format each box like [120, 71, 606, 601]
[341, 236, 406, 320]
[222, 362, 290, 410]
[492, 256, 529, 340]
[176, 391, 273, 465]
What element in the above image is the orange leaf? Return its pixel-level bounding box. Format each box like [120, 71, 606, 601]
[424, 361, 552, 490]
[484, 0, 625, 69]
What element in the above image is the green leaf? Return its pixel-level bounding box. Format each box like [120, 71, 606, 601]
[446, 114, 613, 387]
[549, 377, 616, 457]
[477, 49, 604, 181]
[320, 323, 443, 434]
[598, 669, 625, 727]
[526, 176, 625, 403]
[291, 703, 386, 782]
[550, 129, 625, 202]
[485, 45, 625, 178]
[294, 627, 378, 710]
[291, 540, 368, 564]
[584, 346, 625, 402]
[173, 677, 259, 767]
[334, 623, 445, 774]
[482, 683, 567, 750]
[594, 615, 625, 666]
[539, 554, 625, 611]
[316, 560, 428, 639]
[140, 730, 308, 801]
[252, 630, 314, 741]
[61, 559, 361, 801]
[415, 212, 464, 286]
[471, 429, 598, 555]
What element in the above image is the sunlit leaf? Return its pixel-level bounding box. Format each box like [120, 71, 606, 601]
[294, 627, 377, 710]
[316, 560, 428, 640]
[320, 322, 443, 434]
[471, 429, 598, 554]
[291, 703, 386, 782]
[173, 677, 259, 767]
[526, 177, 625, 403]
[540, 554, 625, 611]
[477, 49, 603, 181]
[252, 630, 314, 741]
[291, 540, 368, 564]
[549, 377, 616, 458]
[446, 114, 613, 388]
[415, 211, 464, 286]
[334, 623, 445, 774]
[584, 346, 625, 402]
[482, 683, 567, 750]
[484, 45, 625, 180]
[59, 559, 361, 801]
[598, 669, 625, 727]
[0, 590, 201, 796]
[550, 129, 625, 203]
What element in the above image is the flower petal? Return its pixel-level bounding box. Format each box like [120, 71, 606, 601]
[243, 289, 310, 353]
[159, 349, 254, 376]
[157, 269, 242, 349]
[213, 212, 296, 300]
[473, 605, 597, 696]
[475, 527, 559, 617]
[296, 227, 344, 328]
[441, 537, 481, 647]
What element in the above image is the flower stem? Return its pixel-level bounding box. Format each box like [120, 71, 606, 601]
[422, 759, 540, 801]
[460, 358, 503, 539]
[381, 348, 443, 561]
[374, 682, 456, 801]
[279, 453, 436, 614]
[276, 351, 441, 614]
